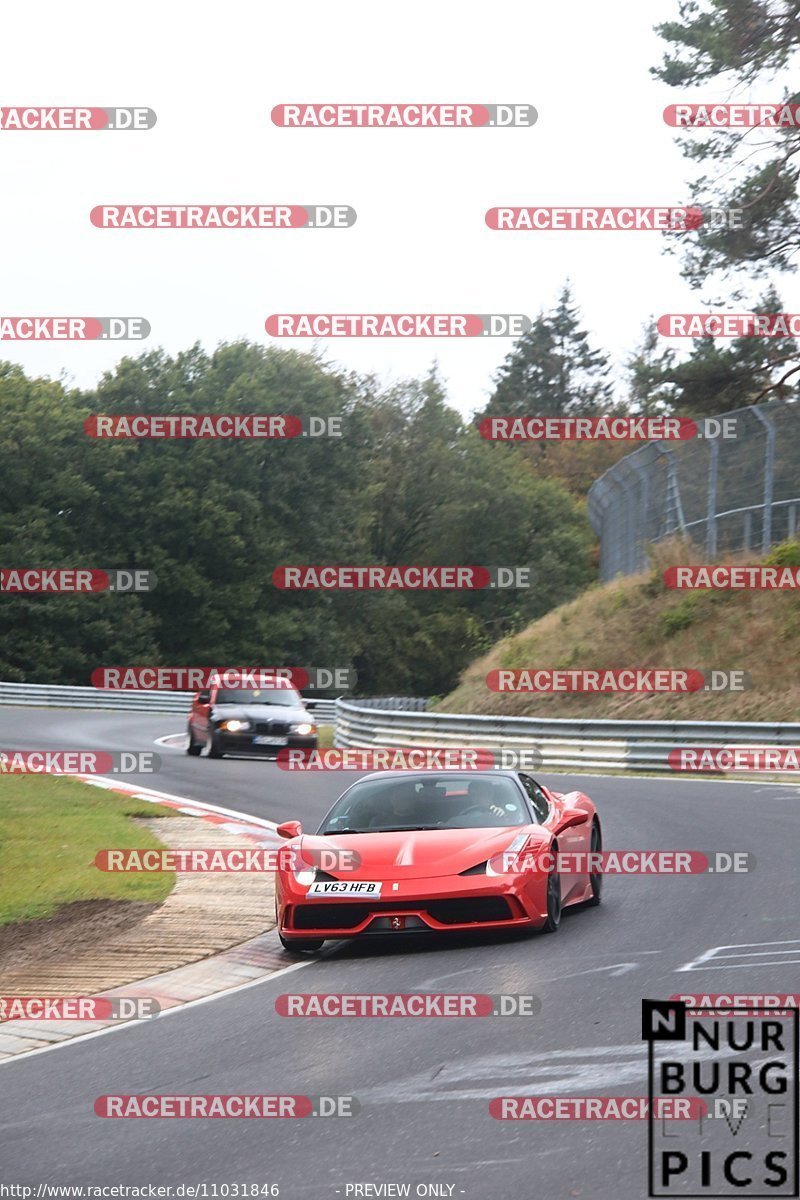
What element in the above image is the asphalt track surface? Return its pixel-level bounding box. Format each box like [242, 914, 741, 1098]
[1, 707, 799, 1198]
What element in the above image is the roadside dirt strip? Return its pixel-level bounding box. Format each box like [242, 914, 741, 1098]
[0, 776, 293, 1061]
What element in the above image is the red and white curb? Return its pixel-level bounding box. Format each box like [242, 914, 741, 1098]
[75, 772, 285, 846]
[0, 777, 312, 1066]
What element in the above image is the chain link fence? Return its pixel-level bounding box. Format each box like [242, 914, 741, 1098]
[587, 399, 800, 580]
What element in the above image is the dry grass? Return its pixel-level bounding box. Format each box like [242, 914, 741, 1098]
[441, 538, 800, 721]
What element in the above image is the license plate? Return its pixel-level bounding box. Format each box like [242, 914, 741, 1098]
[306, 881, 382, 898]
[253, 735, 288, 746]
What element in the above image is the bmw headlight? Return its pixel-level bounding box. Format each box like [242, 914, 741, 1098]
[290, 722, 316, 736]
[220, 719, 251, 732]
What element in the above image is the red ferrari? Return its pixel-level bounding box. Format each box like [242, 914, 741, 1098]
[274, 769, 602, 954]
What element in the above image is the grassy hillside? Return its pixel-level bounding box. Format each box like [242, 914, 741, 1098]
[441, 539, 800, 722]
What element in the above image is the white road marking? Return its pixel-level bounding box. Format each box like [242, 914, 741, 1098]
[545, 962, 638, 980]
[677, 939, 800, 971]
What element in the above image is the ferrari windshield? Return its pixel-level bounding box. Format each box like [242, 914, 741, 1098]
[319, 774, 528, 833]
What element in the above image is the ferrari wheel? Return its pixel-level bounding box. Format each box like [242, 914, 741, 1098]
[186, 725, 202, 756]
[540, 850, 562, 933]
[587, 821, 602, 906]
[279, 933, 324, 955]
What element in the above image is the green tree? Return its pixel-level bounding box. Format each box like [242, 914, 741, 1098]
[654, 1, 800, 288]
[483, 283, 614, 419]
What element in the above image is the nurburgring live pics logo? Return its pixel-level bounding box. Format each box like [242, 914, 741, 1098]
[272, 565, 533, 589]
[0, 569, 156, 593]
[265, 314, 531, 337]
[0, 317, 149, 340]
[90, 205, 356, 229]
[89, 666, 356, 690]
[271, 103, 537, 127]
[658, 313, 800, 337]
[0, 107, 156, 131]
[83, 414, 343, 438]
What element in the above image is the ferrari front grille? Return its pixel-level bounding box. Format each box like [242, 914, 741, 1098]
[293, 896, 513, 931]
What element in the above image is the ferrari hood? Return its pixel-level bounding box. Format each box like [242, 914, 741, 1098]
[298, 827, 546, 880]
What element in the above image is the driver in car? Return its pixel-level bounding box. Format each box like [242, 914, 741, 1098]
[458, 779, 512, 823]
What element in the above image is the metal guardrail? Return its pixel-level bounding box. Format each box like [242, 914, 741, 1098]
[334, 698, 800, 773]
[0, 681, 338, 724]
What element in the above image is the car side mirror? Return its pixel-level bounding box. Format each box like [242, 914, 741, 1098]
[197, 690, 211, 704]
[555, 808, 589, 834]
[277, 820, 302, 839]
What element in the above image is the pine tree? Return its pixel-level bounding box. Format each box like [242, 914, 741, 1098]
[483, 284, 614, 419]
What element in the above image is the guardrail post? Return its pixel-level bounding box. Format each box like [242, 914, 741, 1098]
[752, 407, 775, 552]
[705, 439, 719, 557]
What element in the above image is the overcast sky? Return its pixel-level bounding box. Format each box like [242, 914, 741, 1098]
[3, 0, 798, 418]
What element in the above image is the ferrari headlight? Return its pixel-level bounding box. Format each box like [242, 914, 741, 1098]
[290, 722, 316, 736]
[294, 865, 317, 886]
[220, 719, 251, 732]
[486, 833, 530, 876]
